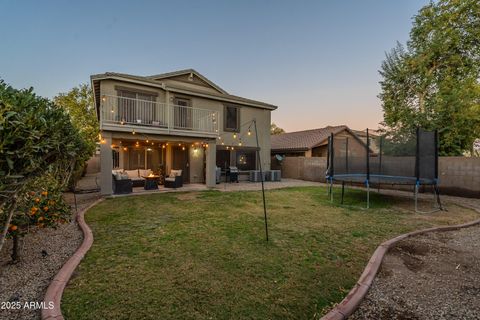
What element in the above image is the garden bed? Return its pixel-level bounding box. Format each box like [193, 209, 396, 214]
[351, 224, 480, 319]
[60, 187, 478, 319]
[0, 191, 100, 320]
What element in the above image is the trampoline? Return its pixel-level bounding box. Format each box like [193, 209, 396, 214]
[326, 128, 443, 212]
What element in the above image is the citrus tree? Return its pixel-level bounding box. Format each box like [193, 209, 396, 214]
[0, 80, 91, 261]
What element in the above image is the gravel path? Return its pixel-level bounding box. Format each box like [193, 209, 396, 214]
[0, 177, 100, 320]
[351, 197, 480, 320]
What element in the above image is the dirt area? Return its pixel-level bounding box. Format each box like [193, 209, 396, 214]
[0, 178, 100, 320]
[351, 224, 480, 320]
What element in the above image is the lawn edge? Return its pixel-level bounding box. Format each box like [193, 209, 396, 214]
[41, 198, 105, 320]
[320, 204, 480, 320]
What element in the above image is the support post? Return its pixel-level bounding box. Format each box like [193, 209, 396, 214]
[205, 140, 216, 187]
[100, 132, 113, 195]
[254, 120, 269, 242]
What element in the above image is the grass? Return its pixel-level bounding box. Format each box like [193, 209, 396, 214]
[62, 187, 478, 319]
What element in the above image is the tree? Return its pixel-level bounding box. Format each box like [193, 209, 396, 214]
[0, 80, 91, 261]
[54, 84, 98, 158]
[379, 0, 480, 156]
[271, 123, 285, 135]
[54, 84, 98, 186]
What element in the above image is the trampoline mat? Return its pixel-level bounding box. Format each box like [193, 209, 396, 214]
[329, 174, 436, 185]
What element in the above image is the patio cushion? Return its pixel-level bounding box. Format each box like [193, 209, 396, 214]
[125, 169, 139, 179]
[169, 169, 182, 178]
[139, 169, 153, 177]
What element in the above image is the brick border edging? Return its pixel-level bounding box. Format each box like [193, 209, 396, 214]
[321, 206, 480, 320]
[41, 198, 105, 320]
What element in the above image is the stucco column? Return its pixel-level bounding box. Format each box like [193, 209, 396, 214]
[119, 146, 125, 169]
[100, 132, 113, 195]
[205, 140, 216, 187]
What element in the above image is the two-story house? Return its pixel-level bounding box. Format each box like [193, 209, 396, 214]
[91, 69, 277, 195]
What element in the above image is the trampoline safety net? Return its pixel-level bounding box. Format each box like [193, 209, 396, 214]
[327, 128, 438, 185]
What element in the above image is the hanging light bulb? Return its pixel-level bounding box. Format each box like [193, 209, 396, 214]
[146, 139, 149, 143]
[218, 136, 221, 140]
[162, 144, 166, 149]
[233, 133, 237, 139]
[248, 129, 251, 136]
[238, 141, 242, 146]
[182, 146, 185, 151]
[132, 129, 136, 135]
[221, 142, 224, 145]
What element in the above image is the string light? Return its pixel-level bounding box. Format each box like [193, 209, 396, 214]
[248, 129, 251, 136]
[146, 139, 149, 143]
[132, 129, 136, 135]
[182, 146, 185, 151]
[233, 133, 237, 139]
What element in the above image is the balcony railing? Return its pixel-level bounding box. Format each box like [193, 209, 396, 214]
[100, 95, 219, 134]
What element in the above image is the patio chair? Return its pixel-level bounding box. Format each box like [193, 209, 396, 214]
[112, 174, 133, 194]
[165, 169, 183, 188]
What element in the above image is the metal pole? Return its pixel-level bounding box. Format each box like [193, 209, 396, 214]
[341, 181, 345, 204]
[366, 180, 370, 209]
[366, 128, 370, 209]
[253, 119, 269, 242]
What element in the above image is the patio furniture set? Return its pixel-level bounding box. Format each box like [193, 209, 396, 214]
[112, 169, 183, 194]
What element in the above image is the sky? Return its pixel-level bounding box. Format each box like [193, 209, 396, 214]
[0, 0, 430, 132]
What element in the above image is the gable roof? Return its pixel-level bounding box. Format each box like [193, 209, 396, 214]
[147, 69, 228, 95]
[271, 125, 351, 152]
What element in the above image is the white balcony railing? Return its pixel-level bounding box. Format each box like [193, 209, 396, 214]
[100, 95, 219, 134]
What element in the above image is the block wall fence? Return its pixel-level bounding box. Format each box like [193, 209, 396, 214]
[272, 156, 480, 198]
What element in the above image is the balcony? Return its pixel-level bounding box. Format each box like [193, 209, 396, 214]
[100, 95, 219, 136]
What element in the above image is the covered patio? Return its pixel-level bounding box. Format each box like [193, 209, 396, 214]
[99, 131, 217, 195]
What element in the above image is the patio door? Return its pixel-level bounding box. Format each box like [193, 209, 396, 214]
[172, 146, 190, 183]
[173, 98, 193, 130]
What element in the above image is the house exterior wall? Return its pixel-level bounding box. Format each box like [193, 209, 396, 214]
[97, 77, 272, 194]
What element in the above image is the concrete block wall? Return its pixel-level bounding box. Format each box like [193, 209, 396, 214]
[277, 156, 480, 197]
[439, 157, 480, 197]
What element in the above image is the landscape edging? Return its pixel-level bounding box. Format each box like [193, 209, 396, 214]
[41, 198, 104, 320]
[321, 206, 480, 320]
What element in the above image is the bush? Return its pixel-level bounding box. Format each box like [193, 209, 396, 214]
[0, 79, 91, 261]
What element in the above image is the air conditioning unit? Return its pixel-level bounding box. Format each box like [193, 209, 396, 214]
[266, 170, 281, 181]
[249, 170, 266, 182]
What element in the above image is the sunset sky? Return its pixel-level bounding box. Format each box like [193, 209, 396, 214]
[1, 0, 429, 132]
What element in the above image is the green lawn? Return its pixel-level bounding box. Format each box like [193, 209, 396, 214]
[62, 187, 477, 319]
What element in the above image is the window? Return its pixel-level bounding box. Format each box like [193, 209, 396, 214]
[224, 105, 240, 132]
[216, 150, 231, 168]
[236, 150, 256, 170]
[112, 149, 120, 169]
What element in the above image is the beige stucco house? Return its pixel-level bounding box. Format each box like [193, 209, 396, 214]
[92, 69, 277, 195]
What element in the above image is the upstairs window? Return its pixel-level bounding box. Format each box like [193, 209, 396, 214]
[224, 105, 240, 132]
